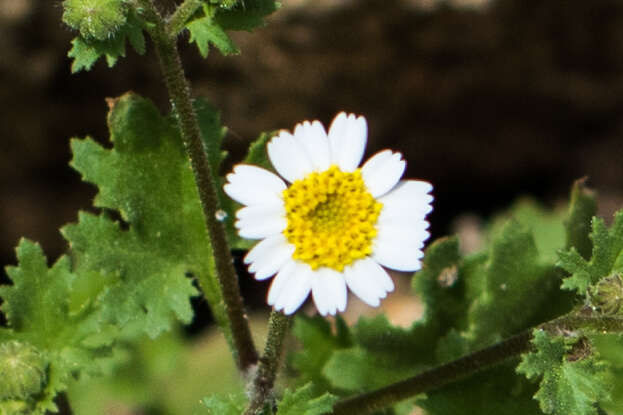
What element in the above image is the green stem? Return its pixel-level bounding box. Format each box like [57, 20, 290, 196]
[167, 0, 203, 36]
[245, 311, 293, 415]
[330, 312, 623, 415]
[142, 0, 258, 373]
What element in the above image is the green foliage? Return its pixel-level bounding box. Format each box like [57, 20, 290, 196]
[61, 93, 229, 340]
[565, 179, 597, 260]
[276, 383, 337, 415]
[214, 0, 281, 31]
[0, 240, 114, 414]
[517, 330, 611, 415]
[67, 10, 146, 73]
[202, 395, 245, 414]
[467, 221, 555, 346]
[63, 0, 128, 40]
[559, 211, 623, 296]
[188, 5, 240, 58]
[187, 0, 280, 57]
[290, 316, 352, 393]
[244, 131, 275, 171]
[418, 365, 541, 415]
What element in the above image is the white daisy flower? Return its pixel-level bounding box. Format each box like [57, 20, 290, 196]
[224, 112, 433, 316]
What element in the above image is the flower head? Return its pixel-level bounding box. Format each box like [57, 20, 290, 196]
[224, 112, 433, 315]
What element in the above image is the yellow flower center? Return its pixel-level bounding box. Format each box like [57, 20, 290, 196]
[282, 165, 382, 271]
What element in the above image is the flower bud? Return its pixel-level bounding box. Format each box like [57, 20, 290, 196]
[589, 273, 623, 315]
[62, 0, 128, 41]
[0, 341, 47, 400]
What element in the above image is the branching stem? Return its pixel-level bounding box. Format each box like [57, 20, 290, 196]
[140, 0, 258, 373]
[331, 311, 623, 415]
[167, 0, 203, 36]
[245, 311, 293, 415]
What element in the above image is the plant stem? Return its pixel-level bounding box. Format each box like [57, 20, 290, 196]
[167, 0, 203, 36]
[142, 0, 258, 373]
[330, 312, 623, 415]
[245, 311, 293, 415]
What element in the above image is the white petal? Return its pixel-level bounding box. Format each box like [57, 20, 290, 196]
[328, 112, 367, 172]
[273, 262, 313, 315]
[372, 237, 425, 272]
[293, 121, 331, 171]
[247, 238, 295, 280]
[236, 203, 285, 222]
[267, 131, 314, 182]
[311, 268, 347, 316]
[267, 260, 297, 306]
[345, 258, 395, 306]
[378, 180, 434, 216]
[361, 150, 406, 198]
[244, 234, 288, 264]
[224, 165, 286, 206]
[235, 214, 287, 239]
[375, 222, 431, 250]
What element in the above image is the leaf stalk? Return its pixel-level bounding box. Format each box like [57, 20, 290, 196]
[142, 0, 258, 373]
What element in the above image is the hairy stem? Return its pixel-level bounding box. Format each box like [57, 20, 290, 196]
[142, 0, 258, 373]
[331, 311, 623, 415]
[167, 0, 203, 36]
[245, 311, 293, 415]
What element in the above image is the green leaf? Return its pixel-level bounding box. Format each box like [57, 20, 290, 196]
[215, 0, 281, 31]
[276, 383, 337, 415]
[243, 131, 274, 171]
[418, 364, 541, 415]
[67, 10, 146, 73]
[290, 315, 352, 393]
[565, 179, 597, 260]
[559, 211, 623, 296]
[0, 239, 114, 414]
[61, 93, 228, 340]
[188, 6, 240, 58]
[517, 330, 611, 415]
[202, 395, 245, 414]
[490, 198, 566, 264]
[467, 220, 557, 347]
[63, 0, 128, 41]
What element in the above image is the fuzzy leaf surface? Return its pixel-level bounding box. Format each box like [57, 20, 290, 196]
[467, 220, 558, 347]
[187, 1, 279, 58]
[290, 315, 352, 393]
[559, 211, 623, 296]
[276, 383, 337, 415]
[517, 330, 611, 415]
[188, 6, 240, 58]
[565, 179, 597, 259]
[62, 93, 228, 339]
[68, 10, 145, 73]
[0, 239, 114, 414]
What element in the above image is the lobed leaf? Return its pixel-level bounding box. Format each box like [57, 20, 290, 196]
[0, 239, 115, 414]
[559, 211, 623, 296]
[188, 5, 240, 58]
[187, 0, 279, 58]
[276, 383, 337, 415]
[68, 10, 146, 73]
[517, 330, 611, 415]
[565, 179, 597, 260]
[61, 93, 229, 340]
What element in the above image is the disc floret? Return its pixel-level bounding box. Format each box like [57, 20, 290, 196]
[283, 165, 382, 271]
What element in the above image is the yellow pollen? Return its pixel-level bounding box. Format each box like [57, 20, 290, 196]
[282, 165, 382, 271]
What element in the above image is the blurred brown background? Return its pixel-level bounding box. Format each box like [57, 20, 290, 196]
[3, 0, 623, 302]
